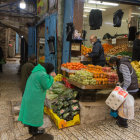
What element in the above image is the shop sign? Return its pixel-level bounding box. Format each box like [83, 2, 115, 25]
[39, 38, 45, 44]
[112, 38, 116, 44]
[71, 43, 80, 51]
[37, 0, 48, 17]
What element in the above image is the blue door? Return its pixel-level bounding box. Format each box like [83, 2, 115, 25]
[45, 13, 57, 72]
[28, 26, 36, 56]
[62, 0, 74, 63]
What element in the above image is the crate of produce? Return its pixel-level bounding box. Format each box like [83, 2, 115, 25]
[44, 106, 80, 129]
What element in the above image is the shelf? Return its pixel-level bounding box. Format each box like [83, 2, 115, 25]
[68, 79, 116, 90]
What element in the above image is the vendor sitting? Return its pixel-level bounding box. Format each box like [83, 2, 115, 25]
[86, 35, 106, 66]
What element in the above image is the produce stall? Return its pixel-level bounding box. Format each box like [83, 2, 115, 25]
[60, 62, 119, 101]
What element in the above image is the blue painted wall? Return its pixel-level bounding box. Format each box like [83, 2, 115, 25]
[28, 26, 36, 56]
[45, 13, 57, 72]
[16, 33, 19, 54]
[62, 0, 74, 63]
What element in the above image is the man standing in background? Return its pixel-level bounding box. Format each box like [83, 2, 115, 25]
[21, 54, 36, 96]
[86, 35, 106, 66]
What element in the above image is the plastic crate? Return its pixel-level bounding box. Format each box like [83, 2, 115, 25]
[44, 106, 80, 129]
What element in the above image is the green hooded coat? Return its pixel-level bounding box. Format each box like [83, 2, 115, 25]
[18, 64, 54, 127]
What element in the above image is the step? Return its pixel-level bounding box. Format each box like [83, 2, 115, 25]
[80, 98, 140, 125]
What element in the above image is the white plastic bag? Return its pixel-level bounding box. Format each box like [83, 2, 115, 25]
[118, 94, 134, 120]
[105, 86, 128, 110]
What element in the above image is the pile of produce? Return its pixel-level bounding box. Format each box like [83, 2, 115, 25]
[106, 72, 118, 84]
[81, 45, 92, 56]
[107, 44, 128, 55]
[131, 61, 140, 83]
[86, 65, 118, 85]
[61, 62, 87, 70]
[102, 43, 113, 54]
[46, 82, 79, 121]
[54, 74, 63, 82]
[115, 51, 132, 57]
[69, 70, 96, 85]
[69, 64, 118, 85]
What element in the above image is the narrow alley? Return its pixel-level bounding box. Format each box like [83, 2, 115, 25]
[1, 60, 140, 140]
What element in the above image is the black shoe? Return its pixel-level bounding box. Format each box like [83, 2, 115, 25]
[116, 120, 128, 128]
[30, 129, 45, 136]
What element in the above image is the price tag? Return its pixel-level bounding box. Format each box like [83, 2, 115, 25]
[71, 44, 80, 51]
[112, 38, 116, 44]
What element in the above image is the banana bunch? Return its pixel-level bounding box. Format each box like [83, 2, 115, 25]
[54, 74, 63, 82]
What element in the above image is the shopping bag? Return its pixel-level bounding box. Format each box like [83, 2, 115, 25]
[105, 86, 128, 110]
[118, 94, 134, 120]
[0, 59, 6, 64]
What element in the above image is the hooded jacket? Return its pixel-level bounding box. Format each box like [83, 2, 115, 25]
[18, 64, 54, 127]
[113, 9, 124, 27]
[132, 39, 140, 61]
[88, 40, 105, 66]
[89, 9, 102, 30]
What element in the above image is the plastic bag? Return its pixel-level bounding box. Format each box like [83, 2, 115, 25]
[105, 86, 128, 110]
[118, 94, 134, 120]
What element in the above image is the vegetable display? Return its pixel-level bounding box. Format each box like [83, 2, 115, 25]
[46, 82, 79, 121]
[115, 51, 132, 57]
[69, 70, 96, 85]
[107, 44, 128, 55]
[61, 62, 87, 70]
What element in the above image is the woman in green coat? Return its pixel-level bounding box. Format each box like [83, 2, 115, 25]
[18, 63, 55, 136]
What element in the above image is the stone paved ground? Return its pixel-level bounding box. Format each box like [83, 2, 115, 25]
[1, 59, 140, 140]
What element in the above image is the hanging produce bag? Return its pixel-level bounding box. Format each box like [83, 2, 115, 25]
[105, 86, 128, 110]
[118, 94, 134, 120]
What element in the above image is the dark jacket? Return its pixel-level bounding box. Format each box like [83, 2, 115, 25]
[0, 47, 4, 60]
[128, 26, 137, 41]
[89, 9, 102, 30]
[113, 9, 124, 27]
[116, 57, 138, 91]
[88, 40, 105, 66]
[132, 39, 140, 61]
[20, 61, 35, 93]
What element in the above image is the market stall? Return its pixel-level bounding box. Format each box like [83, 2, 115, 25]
[45, 0, 140, 128]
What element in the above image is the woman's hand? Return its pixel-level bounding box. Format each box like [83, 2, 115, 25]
[50, 72, 56, 77]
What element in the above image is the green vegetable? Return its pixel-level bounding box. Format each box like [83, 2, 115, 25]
[71, 104, 80, 112]
[115, 51, 132, 57]
[71, 111, 79, 117]
[63, 101, 69, 108]
[63, 89, 73, 96]
[57, 109, 65, 116]
[63, 113, 70, 120]
[46, 90, 58, 100]
[52, 82, 65, 89]
[69, 100, 79, 105]
[73, 91, 78, 99]
[57, 102, 63, 110]
[51, 88, 65, 95]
